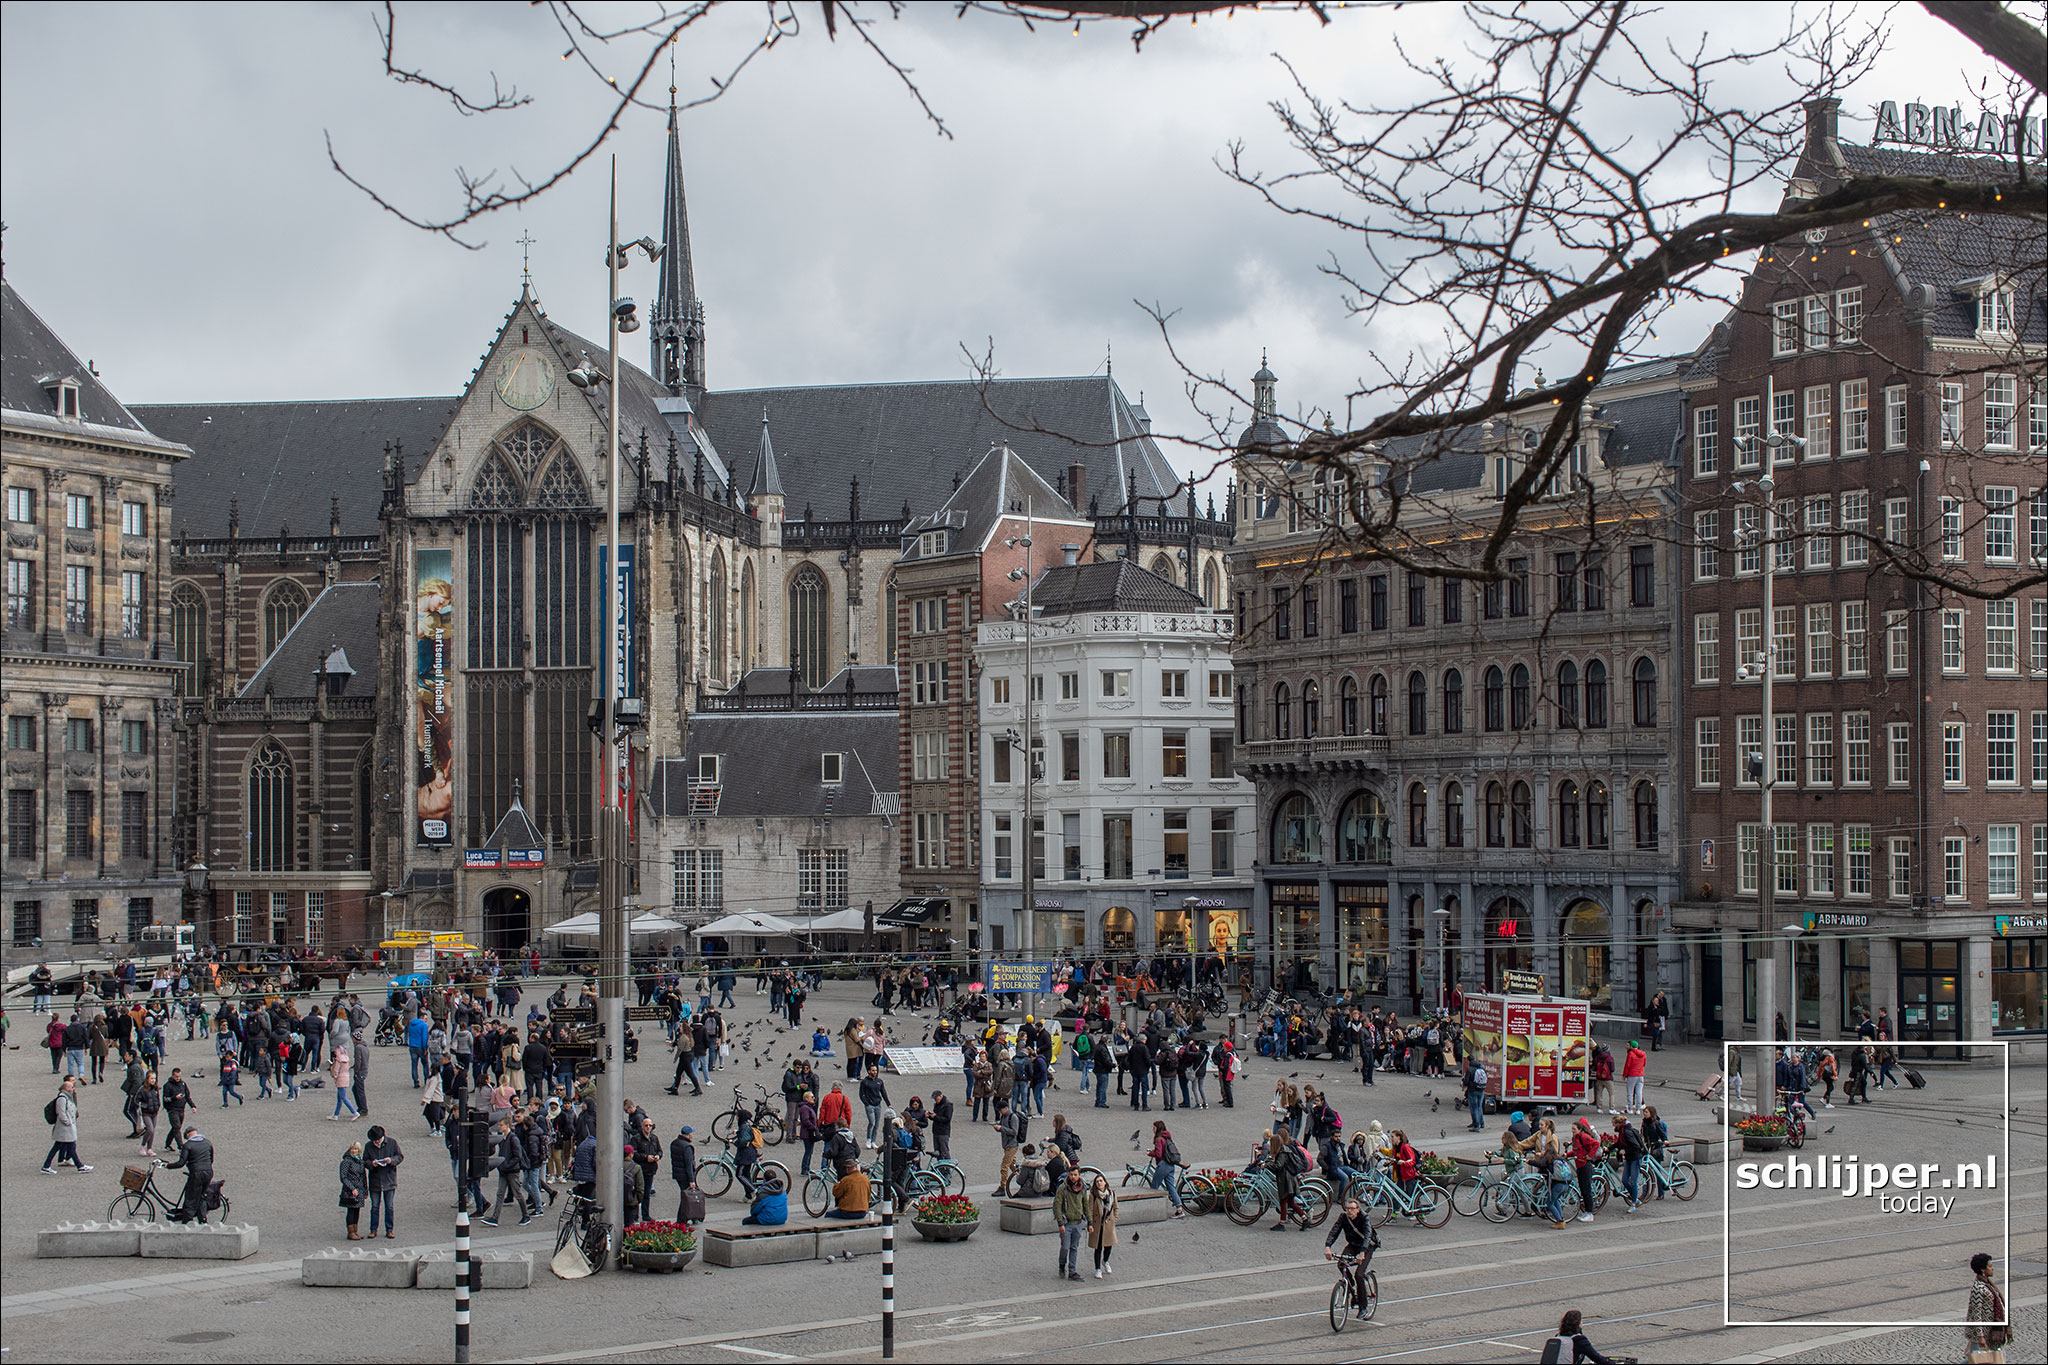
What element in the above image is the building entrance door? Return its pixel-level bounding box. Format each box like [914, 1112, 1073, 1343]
[482, 886, 531, 958]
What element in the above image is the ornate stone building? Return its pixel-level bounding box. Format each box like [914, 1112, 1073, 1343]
[3, 281, 189, 950]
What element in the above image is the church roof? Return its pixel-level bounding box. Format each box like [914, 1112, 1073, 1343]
[133, 397, 455, 538]
[698, 375, 1184, 522]
[901, 443, 1080, 561]
[240, 580, 381, 699]
[2, 281, 190, 456]
[1031, 559, 1204, 616]
[483, 793, 544, 851]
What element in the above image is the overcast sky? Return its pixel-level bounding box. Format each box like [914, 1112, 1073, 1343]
[0, 1, 1999, 491]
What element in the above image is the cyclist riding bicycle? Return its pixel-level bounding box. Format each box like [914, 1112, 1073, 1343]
[1323, 1196, 1380, 1293]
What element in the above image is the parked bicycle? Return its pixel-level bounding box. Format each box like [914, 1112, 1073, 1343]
[1120, 1158, 1209, 1210]
[108, 1161, 231, 1223]
[798, 1152, 941, 1216]
[709, 1084, 787, 1147]
[1220, 1163, 1331, 1229]
[698, 1140, 792, 1201]
[1352, 1166, 1452, 1228]
[553, 1191, 614, 1271]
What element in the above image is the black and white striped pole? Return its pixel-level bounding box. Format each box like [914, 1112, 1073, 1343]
[455, 1082, 472, 1363]
[881, 1112, 896, 1360]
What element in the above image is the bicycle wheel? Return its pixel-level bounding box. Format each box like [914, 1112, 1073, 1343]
[581, 1219, 613, 1272]
[107, 1191, 151, 1222]
[758, 1111, 787, 1146]
[1359, 1270, 1379, 1321]
[1450, 1175, 1486, 1217]
[802, 1173, 832, 1217]
[1077, 1166, 1106, 1189]
[700, 1160, 734, 1198]
[1297, 1183, 1332, 1228]
[1329, 1278, 1351, 1333]
[1589, 1172, 1611, 1211]
[1225, 1181, 1267, 1227]
[1414, 1185, 1452, 1229]
[757, 1161, 791, 1196]
[709, 1111, 739, 1145]
[1479, 1182, 1514, 1223]
[1121, 1167, 1148, 1189]
[554, 1206, 579, 1257]
[1182, 1173, 1216, 1216]
[1669, 1160, 1699, 1202]
[940, 1163, 967, 1196]
[907, 1170, 943, 1196]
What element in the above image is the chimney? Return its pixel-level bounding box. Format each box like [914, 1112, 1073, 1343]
[1063, 543, 1080, 568]
[1804, 97, 1840, 157]
[1067, 462, 1087, 513]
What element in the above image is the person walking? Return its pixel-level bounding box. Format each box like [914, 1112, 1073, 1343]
[1965, 1251, 2008, 1363]
[62, 1013, 89, 1079]
[41, 1075, 91, 1173]
[859, 1068, 890, 1148]
[995, 1101, 1026, 1197]
[1085, 1173, 1119, 1278]
[1647, 990, 1669, 1052]
[1620, 1041, 1648, 1114]
[362, 1124, 404, 1239]
[119, 1050, 147, 1135]
[340, 1141, 367, 1239]
[45, 1015, 66, 1074]
[1535, 1118, 1572, 1230]
[217, 1052, 244, 1107]
[406, 1012, 431, 1088]
[1569, 1118, 1601, 1224]
[668, 1126, 699, 1221]
[1054, 1167, 1089, 1281]
[351, 1027, 371, 1119]
[480, 1116, 526, 1227]
[161, 1125, 213, 1223]
[162, 1068, 191, 1154]
[1146, 1120, 1188, 1217]
[136, 1070, 163, 1156]
[1462, 1051, 1488, 1130]
[1091, 1036, 1113, 1108]
[329, 1042, 359, 1120]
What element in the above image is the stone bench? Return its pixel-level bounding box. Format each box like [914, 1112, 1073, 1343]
[998, 1189, 1171, 1235]
[302, 1247, 422, 1288]
[1679, 1135, 1728, 1165]
[37, 1221, 147, 1258]
[702, 1218, 881, 1268]
[137, 1222, 259, 1260]
[416, 1249, 533, 1289]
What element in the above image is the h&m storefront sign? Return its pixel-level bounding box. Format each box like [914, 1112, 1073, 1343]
[1872, 101, 2045, 156]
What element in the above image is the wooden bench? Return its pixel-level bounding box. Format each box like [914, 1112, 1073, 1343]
[997, 1188, 1172, 1235]
[702, 1217, 882, 1267]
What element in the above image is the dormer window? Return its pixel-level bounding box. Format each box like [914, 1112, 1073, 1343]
[1977, 287, 2016, 335]
[40, 375, 81, 419]
[820, 752, 844, 784]
[918, 529, 948, 558]
[695, 753, 721, 783]
[1489, 454, 1514, 499]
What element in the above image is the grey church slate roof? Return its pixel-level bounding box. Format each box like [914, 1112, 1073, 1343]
[3, 281, 189, 455]
[240, 580, 382, 700]
[698, 376, 1186, 522]
[1031, 559, 1205, 616]
[134, 397, 456, 538]
[655, 710, 900, 820]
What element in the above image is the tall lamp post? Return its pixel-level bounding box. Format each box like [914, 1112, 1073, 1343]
[1004, 506, 1036, 1016]
[1734, 381, 1802, 1118]
[565, 156, 661, 1234]
[1432, 902, 1451, 1015]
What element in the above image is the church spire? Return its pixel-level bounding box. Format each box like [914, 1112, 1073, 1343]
[651, 80, 703, 398]
[749, 407, 785, 498]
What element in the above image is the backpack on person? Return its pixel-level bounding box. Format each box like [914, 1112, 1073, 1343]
[1161, 1136, 1183, 1168]
[1472, 1064, 1489, 1089]
[44, 1096, 59, 1126]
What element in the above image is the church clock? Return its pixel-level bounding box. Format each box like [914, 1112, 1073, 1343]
[495, 351, 555, 411]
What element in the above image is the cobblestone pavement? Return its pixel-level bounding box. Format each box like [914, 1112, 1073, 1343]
[3, 976, 2042, 1362]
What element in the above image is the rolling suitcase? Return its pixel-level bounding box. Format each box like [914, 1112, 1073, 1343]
[1694, 1073, 1723, 1100]
[1904, 1068, 1926, 1089]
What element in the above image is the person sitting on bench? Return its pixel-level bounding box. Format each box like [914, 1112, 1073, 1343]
[827, 1156, 870, 1219]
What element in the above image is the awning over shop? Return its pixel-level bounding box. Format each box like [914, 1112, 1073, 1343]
[692, 911, 799, 938]
[876, 897, 947, 928]
[789, 908, 868, 933]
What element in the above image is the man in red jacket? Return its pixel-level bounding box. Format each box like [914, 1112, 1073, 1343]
[1569, 1117, 1602, 1224]
[818, 1081, 853, 1132]
[1621, 1041, 1648, 1114]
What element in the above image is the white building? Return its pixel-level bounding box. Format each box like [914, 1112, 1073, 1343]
[977, 558, 1253, 965]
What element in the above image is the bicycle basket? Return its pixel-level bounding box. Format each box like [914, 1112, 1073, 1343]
[120, 1166, 150, 1193]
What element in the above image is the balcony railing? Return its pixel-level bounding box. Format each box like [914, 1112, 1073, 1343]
[1240, 734, 1391, 767]
[695, 688, 898, 713]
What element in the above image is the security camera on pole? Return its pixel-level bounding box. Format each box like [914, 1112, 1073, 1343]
[564, 157, 662, 1251]
[1732, 376, 1803, 1122]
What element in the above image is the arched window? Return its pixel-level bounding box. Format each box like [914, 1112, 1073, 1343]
[1561, 900, 1613, 1008]
[262, 580, 308, 657]
[531, 455, 592, 508]
[1556, 779, 1581, 847]
[1272, 793, 1323, 863]
[1408, 782, 1429, 847]
[170, 583, 206, 697]
[1556, 661, 1579, 728]
[1150, 553, 1176, 582]
[1302, 678, 1321, 739]
[1272, 681, 1293, 740]
[1339, 676, 1360, 736]
[1407, 670, 1428, 736]
[1584, 659, 1609, 728]
[1632, 656, 1658, 727]
[1509, 780, 1533, 848]
[1368, 675, 1388, 736]
[787, 565, 829, 687]
[708, 554, 728, 685]
[883, 577, 899, 663]
[1202, 561, 1220, 608]
[248, 739, 294, 872]
[1443, 782, 1465, 847]
[1336, 791, 1388, 862]
[1483, 666, 1505, 732]
[1633, 780, 1659, 848]
[354, 745, 374, 864]
[1509, 663, 1532, 730]
[1484, 781, 1506, 847]
[739, 560, 757, 672]
[1587, 780, 1611, 848]
[1441, 668, 1464, 734]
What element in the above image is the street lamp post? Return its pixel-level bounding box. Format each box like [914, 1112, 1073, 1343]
[1006, 508, 1036, 1017]
[1432, 903, 1451, 1015]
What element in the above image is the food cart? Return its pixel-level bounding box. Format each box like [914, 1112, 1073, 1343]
[1460, 992, 1590, 1113]
[380, 930, 481, 980]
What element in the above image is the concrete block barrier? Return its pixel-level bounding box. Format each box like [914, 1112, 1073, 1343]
[414, 1249, 533, 1289]
[301, 1247, 422, 1288]
[136, 1222, 259, 1260]
[1000, 1189, 1171, 1235]
[36, 1221, 145, 1258]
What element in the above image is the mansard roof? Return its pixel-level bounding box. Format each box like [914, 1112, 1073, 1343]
[1031, 558, 1204, 615]
[2, 281, 190, 456]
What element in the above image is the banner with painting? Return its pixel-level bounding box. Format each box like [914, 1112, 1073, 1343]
[415, 548, 454, 845]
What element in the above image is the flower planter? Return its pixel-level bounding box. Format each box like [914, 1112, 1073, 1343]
[1741, 1135, 1786, 1153]
[912, 1218, 979, 1243]
[623, 1247, 696, 1273]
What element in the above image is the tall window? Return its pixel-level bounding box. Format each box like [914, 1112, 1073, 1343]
[1586, 781, 1610, 849]
[1633, 781, 1658, 849]
[1441, 669, 1464, 734]
[1584, 660, 1608, 728]
[262, 580, 308, 657]
[120, 791, 148, 861]
[1629, 545, 1655, 607]
[65, 791, 94, 859]
[247, 740, 294, 872]
[1443, 783, 1465, 847]
[4, 560, 30, 631]
[170, 583, 205, 696]
[1484, 782, 1506, 848]
[120, 571, 146, 640]
[672, 849, 725, 909]
[1406, 671, 1427, 736]
[787, 566, 829, 687]
[1509, 664, 1531, 730]
[64, 565, 90, 633]
[1340, 677, 1360, 736]
[1369, 676, 1388, 736]
[1557, 661, 1580, 727]
[1483, 667, 1505, 733]
[1301, 680, 1321, 739]
[1272, 683, 1292, 741]
[1408, 783, 1429, 847]
[1509, 781, 1533, 848]
[1556, 780, 1581, 847]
